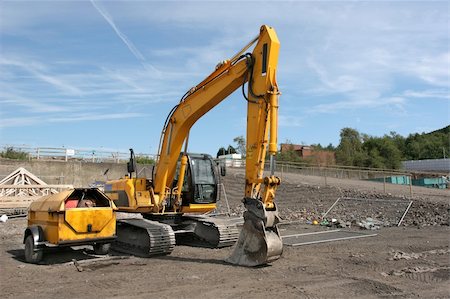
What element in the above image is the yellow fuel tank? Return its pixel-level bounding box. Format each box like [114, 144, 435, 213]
[24, 188, 117, 263]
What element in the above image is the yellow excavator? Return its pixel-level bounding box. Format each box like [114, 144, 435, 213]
[104, 25, 282, 266]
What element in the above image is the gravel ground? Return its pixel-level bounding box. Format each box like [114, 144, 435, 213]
[1, 168, 448, 298]
[218, 169, 449, 228]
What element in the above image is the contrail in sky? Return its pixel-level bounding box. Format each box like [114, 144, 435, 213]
[90, 0, 145, 62]
[90, 0, 162, 77]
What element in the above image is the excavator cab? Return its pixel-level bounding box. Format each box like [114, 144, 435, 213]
[173, 153, 218, 206]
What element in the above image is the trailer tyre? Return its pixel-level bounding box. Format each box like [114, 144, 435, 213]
[24, 235, 43, 264]
[93, 243, 110, 255]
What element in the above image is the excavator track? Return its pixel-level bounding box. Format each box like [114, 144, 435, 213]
[179, 215, 240, 248]
[112, 218, 175, 257]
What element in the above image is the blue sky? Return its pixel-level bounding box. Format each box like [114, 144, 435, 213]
[1, 1, 449, 156]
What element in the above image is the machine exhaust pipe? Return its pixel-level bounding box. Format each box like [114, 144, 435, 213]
[226, 198, 283, 267]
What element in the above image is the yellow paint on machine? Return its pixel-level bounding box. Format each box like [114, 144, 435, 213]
[180, 203, 217, 214]
[27, 188, 116, 245]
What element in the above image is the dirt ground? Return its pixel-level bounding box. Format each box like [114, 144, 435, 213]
[1, 169, 449, 299]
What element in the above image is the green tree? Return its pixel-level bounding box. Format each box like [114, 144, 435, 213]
[363, 136, 403, 169]
[366, 148, 384, 168]
[277, 150, 303, 162]
[325, 143, 335, 151]
[333, 125, 449, 168]
[389, 131, 406, 154]
[404, 133, 422, 160]
[233, 135, 246, 157]
[404, 126, 450, 160]
[335, 128, 367, 166]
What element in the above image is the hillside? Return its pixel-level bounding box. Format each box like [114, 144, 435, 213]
[427, 125, 450, 136]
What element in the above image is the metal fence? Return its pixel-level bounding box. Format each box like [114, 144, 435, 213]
[0, 145, 155, 163]
[273, 161, 412, 180]
[223, 158, 431, 196]
[222, 159, 412, 178]
[402, 158, 450, 173]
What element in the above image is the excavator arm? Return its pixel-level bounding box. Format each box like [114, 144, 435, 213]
[226, 27, 283, 266]
[155, 25, 280, 211]
[153, 25, 283, 266]
[153, 53, 248, 208]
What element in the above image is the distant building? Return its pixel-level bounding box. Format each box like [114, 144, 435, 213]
[217, 153, 243, 168]
[279, 143, 335, 165]
[280, 143, 303, 153]
[402, 158, 450, 173]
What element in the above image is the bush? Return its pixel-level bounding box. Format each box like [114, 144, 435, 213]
[135, 155, 155, 165]
[0, 147, 29, 160]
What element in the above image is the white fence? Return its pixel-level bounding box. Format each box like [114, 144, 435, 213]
[0, 145, 154, 163]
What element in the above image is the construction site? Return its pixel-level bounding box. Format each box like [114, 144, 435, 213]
[0, 10, 449, 298]
[0, 156, 448, 298]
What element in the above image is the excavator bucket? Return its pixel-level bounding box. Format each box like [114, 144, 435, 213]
[226, 199, 283, 267]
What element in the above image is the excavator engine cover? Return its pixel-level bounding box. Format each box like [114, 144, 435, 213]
[226, 198, 283, 266]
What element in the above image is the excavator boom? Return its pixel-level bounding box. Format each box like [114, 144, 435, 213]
[226, 26, 283, 266]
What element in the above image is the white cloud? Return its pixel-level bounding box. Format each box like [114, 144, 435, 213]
[1, 1, 448, 151]
[48, 112, 146, 123]
[306, 58, 362, 94]
[407, 52, 450, 87]
[0, 54, 189, 114]
[0, 116, 42, 128]
[311, 96, 406, 114]
[279, 115, 303, 127]
[0, 57, 82, 95]
[90, 0, 144, 62]
[403, 89, 450, 100]
[90, 0, 161, 77]
[0, 112, 146, 128]
[0, 92, 66, 113]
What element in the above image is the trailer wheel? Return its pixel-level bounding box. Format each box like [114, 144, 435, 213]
[93, 243, 110, 255]
[24, 235, 43, 264]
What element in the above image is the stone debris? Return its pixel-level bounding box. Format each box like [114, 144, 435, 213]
[389, 251, 421, 261]
[358, 217, 385, 230]
[388, 249, 450, 261]
[382, 266, 449, 277]
[219, 170, 449, 228]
